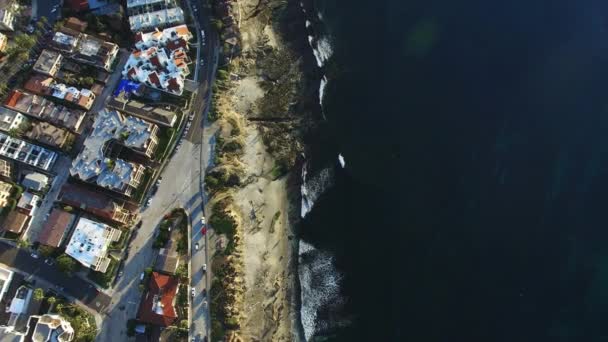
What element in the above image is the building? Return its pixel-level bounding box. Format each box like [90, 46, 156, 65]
[63, 17, 88, 32]
[21, 173, 48, 192]
[4, 90, 87, 132]
[123, 26, 192, 95]
[0, 180, 11, 207]
[0, 132, 57, 171]
[108, 96, 177, 127]
[0, 9, 14, 31]
[0, 266, 13, 303]
[58, 184, 136, 224]
[28, 314, 74, 342]
[16, 192, 39, 217]
[129, 7, 184, 32]
[0, 107, 27, 133]
[24, 75, 96, 111]
[0, 159, 12, 179]
[33, 50, 64, 77]
[0, 32, 7, 53]
[25, 122, 71, 149]
[65, 217, 121, 272]
[155, 247, 178, 275]
[7, 286, 32, 329]
[134, 24, 192, 51]
[70, 109, 155, 196]
[137, 272, 178, 326]
[1, 210, 29, 234]
[37, 208, 76, 248]
[50, 28, 119, 71]
[127, 0, 176, 15]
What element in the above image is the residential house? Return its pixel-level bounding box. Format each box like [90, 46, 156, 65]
[0, 266, 13, 303]
[0, 8, 14, 31]
[65, 217, 121, 273]
[37, 208, 76, 248]
[137, 272, 178, 326]
[0, 132, 57, 171]
[58, 183, 136, 225]
[0, 180, 11, 207]
[4, 90, 87, 132]
[0, 107, 27, 133]
[6, 286, 33, 330]
[16, 192, 39, 217]
[0, 32, 7, 53]
[21, 173, 48, 192]
[64, 17, 88, 32]
[50, 28, 119, 71]
[24, 75, 96, 111]
[1, 210, 29, 234]
[28, 314, 74, 342]
[108, 96, 177, 127]
[0, 159, 12, 179]
[127, 0, 177, 15]
[123, 26, 192, 95]
[24, 122, 71, 149]
[70, 109, 156, 196]
[33, 50, 64, 77]
[129, 7, 184, 32]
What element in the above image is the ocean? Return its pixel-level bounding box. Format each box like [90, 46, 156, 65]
[297, 0, 608, 341]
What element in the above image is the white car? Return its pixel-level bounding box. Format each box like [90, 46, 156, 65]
[31, 253, 39, 259]
[191, 287, 195, 297]
[201, 216, 206, 225]
[195, 243, 199, 251]
[202, 264, 207, 272]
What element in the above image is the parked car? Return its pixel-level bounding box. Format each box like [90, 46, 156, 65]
[140, 272, 145, 281]
[195, 243, 199, 251]
[200, 216, 206, 225]
[31, 253, 39, 259]
[44, 258, 54, 266]
[191, 287, 195, 298]
[202, 264, 207, 272]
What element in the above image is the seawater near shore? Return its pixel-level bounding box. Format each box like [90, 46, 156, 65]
[295, 1, 349, 340]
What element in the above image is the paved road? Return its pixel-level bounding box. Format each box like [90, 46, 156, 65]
[32, 0, 62, 23]
[0, 241, 111, 313]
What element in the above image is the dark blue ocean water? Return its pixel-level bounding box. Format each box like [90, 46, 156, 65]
[299, 0, 608, 341]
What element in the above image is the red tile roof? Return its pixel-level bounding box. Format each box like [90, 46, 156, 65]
[38, 208, 75, 247]
[166, 38, 188, 52]
[167, 78, 181, 93]
[5, 90, 21, 108]
[137, 272, 178, 327]
[148, 72, 161, 86]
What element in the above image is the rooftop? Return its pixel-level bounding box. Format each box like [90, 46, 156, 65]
[24, 122, 70, 149]
[69, 109, 150, 194]
[21, 172, 48, 191]
[32, 50, 63, 76]
[0, 107, 25, 133]
[0, 132, 57, 171]
[108, 96, 177, 127]
[58, 183, 135, 224]
[129, 7, 185, 32]
[127, 0, 171, 8]
[16, 191, 39, 215]
[0, 266, 13, 304]
[137, 272, 178, 326]
[4, 90, 86, 132]
[51, 31, 79, 53]
[37, 208, 76, 248]
[65, 217, 119, 270]
[31, 314, 74, 342]
[1, 210, 29, 234]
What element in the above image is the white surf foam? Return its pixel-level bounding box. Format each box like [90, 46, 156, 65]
[299, 241, 343, 341]
[338, 154, 345, 168]
[306, 20, 312, 28]
[301, 165, 333, 218]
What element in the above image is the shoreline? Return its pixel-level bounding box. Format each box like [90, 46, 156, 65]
[205, 0, 324, 339]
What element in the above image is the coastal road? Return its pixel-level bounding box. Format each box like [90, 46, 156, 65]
[0, 241, 111, 313]
[183, 0, 220, 340]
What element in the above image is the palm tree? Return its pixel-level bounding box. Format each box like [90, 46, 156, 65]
[33, 288, 45, 302]
[47, 296, 57, 310]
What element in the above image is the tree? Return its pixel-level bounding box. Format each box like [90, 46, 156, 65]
[17, 239, 30, 248]
[56, 254, 77, 274]
[56, 303, 64, 312]
[47, 296, 56, 308]
[144, 267, 153, 275]
[33, 288, 44, 301]
[179, 319, 188, 330]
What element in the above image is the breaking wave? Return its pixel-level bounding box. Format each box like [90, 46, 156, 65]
[299, 241, 344, 341]
[300, 164, 333, 218]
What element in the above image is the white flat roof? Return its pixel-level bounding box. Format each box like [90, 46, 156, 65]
[65, 218, 113, 269]
[129, 7, 184, 31]
[0, 266, 13, 303]
[127, 0, 167, 8]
